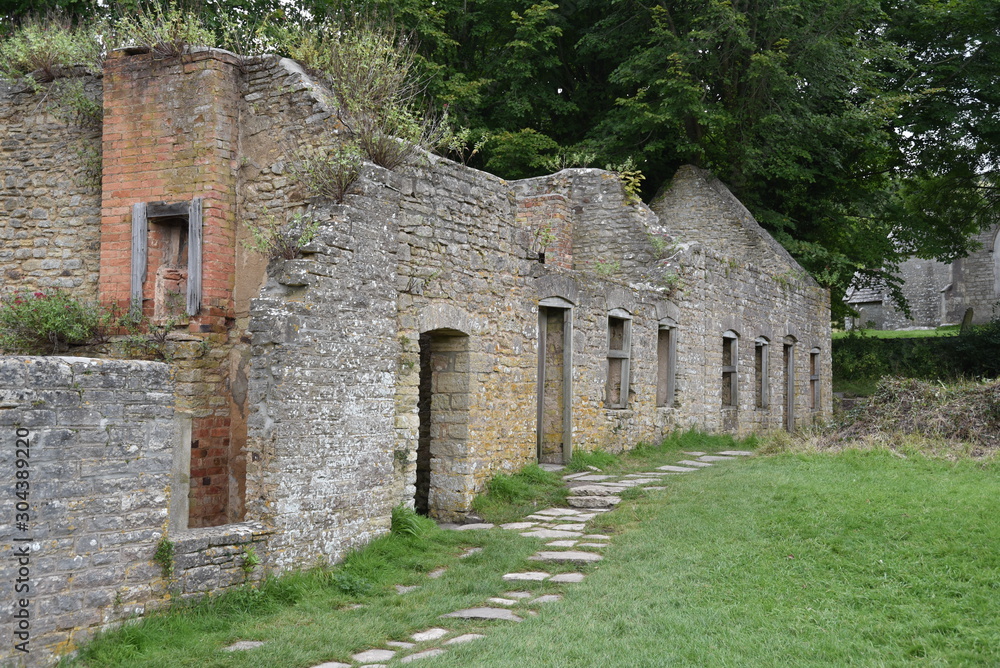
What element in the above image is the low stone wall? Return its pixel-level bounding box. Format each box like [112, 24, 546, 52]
[0, 357, 273, 667]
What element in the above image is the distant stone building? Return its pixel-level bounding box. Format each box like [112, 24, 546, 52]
[845, 225, 1000, 329]
[0, 47, 831, 664]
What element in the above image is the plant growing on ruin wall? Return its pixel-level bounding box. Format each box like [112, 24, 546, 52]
[242, 211, 321, 261]
[606, 158, 645, 205]
[294, 142, 363, 204]
[0, 15, 103, 86]
[594, 259, 621, 277]
[281, 18, 442, 169]
[110, 2, 213, 59]
[0, 290, 109, 354]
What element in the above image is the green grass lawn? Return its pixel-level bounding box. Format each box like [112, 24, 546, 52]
[832, 325, 959, 340]
[69, 436, 1000, 667]
[433, 449, 1000, 667]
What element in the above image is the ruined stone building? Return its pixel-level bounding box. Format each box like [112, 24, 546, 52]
[0, 48, 830, 664]
[845, 224, 1000, 329]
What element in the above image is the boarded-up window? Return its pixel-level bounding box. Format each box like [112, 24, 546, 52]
[810, 347, 821, 410]
[657, 319, 677, 407]
[606, 309, 632, 409]
[755, 337, 769, 409]
[722, 330, 738, 408]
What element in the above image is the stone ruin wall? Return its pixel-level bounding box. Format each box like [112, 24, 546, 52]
[0, 46, 832, 665]
[0, 358, 269, 667]
[943, 225, 1000, 325]
[0, 74, 103, 301]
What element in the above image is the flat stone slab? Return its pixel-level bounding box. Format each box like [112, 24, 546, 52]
[717, 450, 754, 456]
[224, 641, 265, 651]
[682, 451, 707, 456]
[452, 523, 495, 530]
[567, 496, 620, 509]
[529, 550, 604, 564]
[584, 534, 611, 540]
[545, 522, 587, 531]
[500, 522, 537, 530]
[503, 591, 533, 598]
[352, 649, 396, 663]
[535, 508, 582, 516]
[459, 547, 482, 558]
[401, 649, 446, 663]
[677, 460, 713, 467]
[387, 641, 416, 649]
[569, 485, 621, 496]
[577, 542, 607, 548]
[445, 634, 485, 645]
[550, 572, 585, 583]
[572, 474, 615, 481]
[411, 628, 449, 642]
[488, 597, 518, 606]
[428, 568, 447, 579]
[502, 571, 551, 581]
[627, 478, 659, 484]
[520, 529, 583, 539]
[311, 663, 351, 668]
[658, 465, 699, 472]
[396, 585, 419, 594]
[546, 540, 578, 547]
[539, 463, 565, 471]
[562, 472, 591, 480]
[532, 594, 563, 604]
[442, 607, 522, 622]
[697, 455, 737, 462]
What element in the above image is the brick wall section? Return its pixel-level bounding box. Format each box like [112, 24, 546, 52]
[99, 49, 244, 528]
[99, 49, 240, 329]
[0, 74, 102, 300]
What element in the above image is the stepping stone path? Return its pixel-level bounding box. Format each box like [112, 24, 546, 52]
[310, 450, 752, 667]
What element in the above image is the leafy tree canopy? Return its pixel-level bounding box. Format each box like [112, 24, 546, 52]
[3, 0, 995, 317]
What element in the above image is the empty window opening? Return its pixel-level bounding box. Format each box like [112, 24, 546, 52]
[415, 329, 471, 520]
[783, 339, 796, 431]
[606, 310, 632, 409]
[810, 347, 821, 411]
[755, 337, 770, 409]
[657, 321, 677, 407]
[537, 298, 573, 464]
[722, 331, 738, 408]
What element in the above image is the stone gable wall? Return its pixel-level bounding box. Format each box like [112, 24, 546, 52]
[0, 75, 103, 301]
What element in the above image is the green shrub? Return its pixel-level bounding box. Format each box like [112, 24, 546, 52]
[242, 211, 321, 261]
[833, 321, 1000, 392]
[110, 2, 213, 58]
[293, 142, 364, 203]
[0, 15, 103, 85]
[0, 289, 108, 354]
[281, 18, 440, 169]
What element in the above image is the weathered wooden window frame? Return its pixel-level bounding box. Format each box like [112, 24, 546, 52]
[656, 318, 677, 408]
[606, 308, 632, 410]
[809, 347, 821, 411]
[722, 330, 739, 408]
[131, 198, 203, 316]
[754, 336, 770, 409]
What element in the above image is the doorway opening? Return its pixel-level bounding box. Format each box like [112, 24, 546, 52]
[536, 298, 573, 464]
[415, 329, 470, 519]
